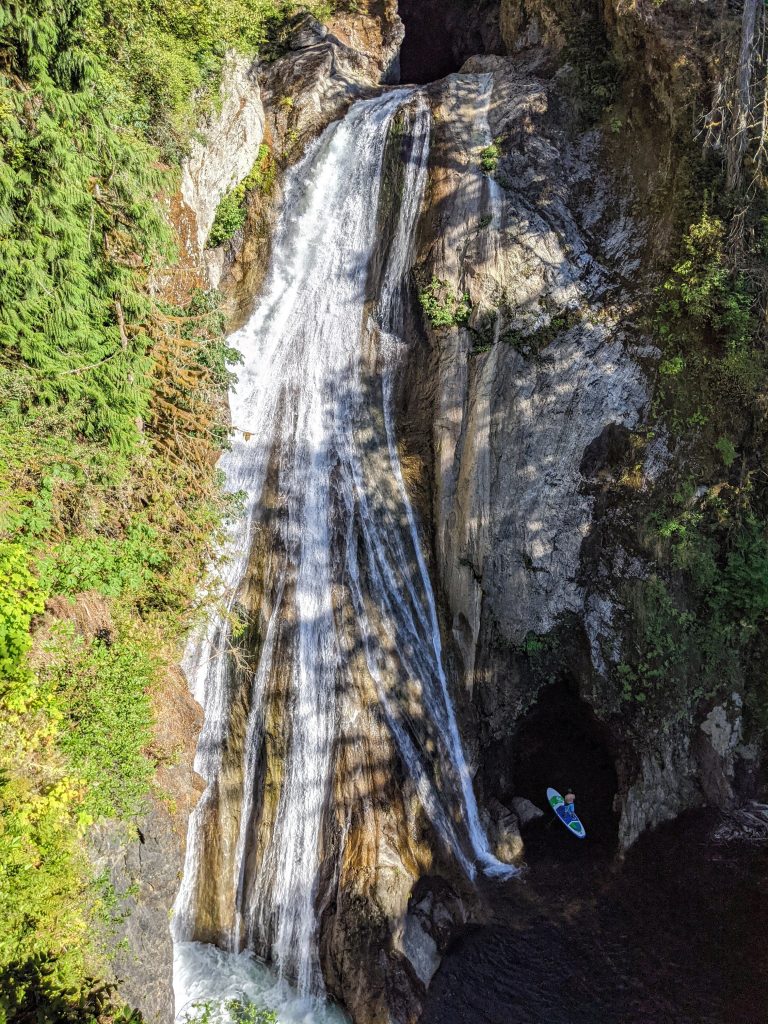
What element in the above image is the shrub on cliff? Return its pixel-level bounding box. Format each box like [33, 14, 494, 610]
[419, 276, 472, 329]
[184, 999, 279, 1023]
[0, 545, 90, 987]
[618, 194, 768, 726]
[657, 213, 753, 352]
[207, 144, 276, 248]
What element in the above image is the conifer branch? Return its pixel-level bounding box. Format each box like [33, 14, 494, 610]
[56, 350, 121, 376]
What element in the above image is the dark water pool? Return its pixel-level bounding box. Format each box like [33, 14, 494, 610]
[421, 812, 768, 1024]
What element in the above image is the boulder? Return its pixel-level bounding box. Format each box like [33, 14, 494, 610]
[512, 796, 545, 826]
[485, 798, 524, 864]
[401, 913, 440, 987]
[289, 14, 329, 50]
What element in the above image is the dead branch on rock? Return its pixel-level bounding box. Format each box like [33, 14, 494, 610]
[703, 0, 767, 201]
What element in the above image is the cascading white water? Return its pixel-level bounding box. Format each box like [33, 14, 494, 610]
[174, 84, 515, 1024]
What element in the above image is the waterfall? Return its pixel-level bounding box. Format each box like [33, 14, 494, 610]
[173, 84, 515, 1024]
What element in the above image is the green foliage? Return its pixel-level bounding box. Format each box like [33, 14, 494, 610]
[226, 1001, 278, 1024]
[501, 309, 582, 358]
[0, 546, 91, 988]
[480, 142, 501, 174]
[616, 576, 697, 710]
[0, 370, 238, 1012]
[149, 288, 242, 456]
[0, 544, 46, 688]
[715, 519, 768, 625]
[659, 355, 684, 376]
[179, 290, 240, 392]
[0, 547, 154, 995]
[621, 489, 768, 721]
[0, 385, 132, 542]
[207, 144, 276, 248]
[185, 1001, 279, 1024]
[43, 526, 168, 600]
[0, 361, 242, 621]
[715, 435, 737, 468]
[653, 212, 764, 436]
[0, 248, 240, 1024]
[657, 213, 753, 351]
[0, 2, 330, 445]
[643, 205, 768, 720]
[560, 0, 619, 124]
[0, 0, 343, 1016]
[628, 188, 768, 730]
[85, 1, 340, 158]
[419, 277, 472, 329]
[91, 868, 138, 931]
[519, 633, 553, 656]
[42, 626, 155, 820]
[0, 0, 171, 449]
[0, 952, 143, 1023]
[207, 191, 250, 249]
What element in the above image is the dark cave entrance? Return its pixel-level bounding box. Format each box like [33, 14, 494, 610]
[397, 0, 502, 84]
[511, 678, 619, 856]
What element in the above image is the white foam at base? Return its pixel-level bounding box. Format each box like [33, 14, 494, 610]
[174, 942, 350, 1024]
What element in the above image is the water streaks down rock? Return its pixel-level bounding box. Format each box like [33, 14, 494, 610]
[173, 83, 516, 1024]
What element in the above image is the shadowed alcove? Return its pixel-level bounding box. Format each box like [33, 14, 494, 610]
[511, 677, 619, 855]
[397, 0, 504, 84]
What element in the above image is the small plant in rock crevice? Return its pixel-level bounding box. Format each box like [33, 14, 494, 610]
[183, 999, 279, 1024]
[418, 276, 472, 329]
[206, 144, 277, 248]
[480, 141, 501, 173]
[500, 309, 582, 358]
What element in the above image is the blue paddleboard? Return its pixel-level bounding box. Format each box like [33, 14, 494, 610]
[547, 787, 586, 839]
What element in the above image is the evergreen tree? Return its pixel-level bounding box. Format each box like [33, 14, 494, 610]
[0, 0, 171, 448]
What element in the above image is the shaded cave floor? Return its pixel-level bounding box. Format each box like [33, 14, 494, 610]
[421, 811, 768, 1024]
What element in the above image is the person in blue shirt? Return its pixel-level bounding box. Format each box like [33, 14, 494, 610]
[563, 789, 576, 820]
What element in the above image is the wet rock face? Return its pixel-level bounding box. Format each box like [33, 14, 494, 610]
[407, 16, 759, 853]
[92, 812, 180, 1024]
[697, 699, 747, 807]
[162, 5, 762, 1022]
[208, 6, 406, 327]
[481, 798, 524, 864]
[180, 5, 403, 302]
[511, 796, 544, 827]
[617, 694, 760, 850]
[328, 0, 404, 83]
[172, 43, 450, 1024]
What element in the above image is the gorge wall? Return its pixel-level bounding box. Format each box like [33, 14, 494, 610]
[111, 2, 767, 1022]
[407, 0, 764, 854]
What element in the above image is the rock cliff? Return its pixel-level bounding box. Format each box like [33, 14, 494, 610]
[405, 0, 764, 858]
[110, 10, 411, 1022]
[141, 1, 766, 1022]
